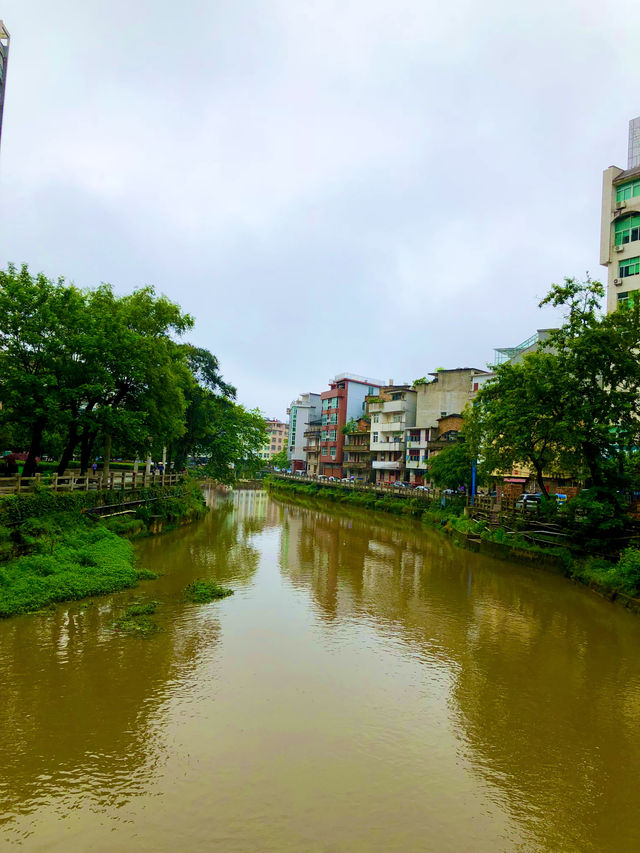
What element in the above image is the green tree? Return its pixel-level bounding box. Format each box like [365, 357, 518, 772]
[270, 449, 288, 469]
[465, 351, 568, 497]
[427, 438, 477, 491]
[467, 276, 640, 496]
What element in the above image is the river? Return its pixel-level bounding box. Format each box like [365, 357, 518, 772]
[1, 489, 640, 852]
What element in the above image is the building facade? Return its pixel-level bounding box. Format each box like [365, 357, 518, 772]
[303, 418, 323, 476]
[342, 417, 373, 481]
[0, 21, 9, 151]
[601, 117, 640, 313]
[287, 393, 322, 472]
[368, 385, 417, 484]
[320, 373, 382, 478]
[260, 418, 289, 462]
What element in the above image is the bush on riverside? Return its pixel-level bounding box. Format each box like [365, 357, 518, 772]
[0, 520, 137, 617]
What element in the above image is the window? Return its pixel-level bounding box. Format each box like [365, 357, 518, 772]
[615, 215, 640, 246]
[321, 414, 328, 425]
[473, 382, 479, 391]
[620, 257, 640, 278]
[616, 179, 640, 203]
[373, 414, 380, 423]
[372, 432, 379, 442]
[321, 430, 328, 440]
[440, 411, 447, 418]
[329, 430, 337, 440]
[330, 446, 336, 458]
[617, 290, 638, 308]
[392, 414, 403, 423]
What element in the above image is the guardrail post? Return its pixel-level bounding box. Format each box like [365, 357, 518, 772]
[15, 474, 21, 494]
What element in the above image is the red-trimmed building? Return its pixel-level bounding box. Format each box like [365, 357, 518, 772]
[319, 373, 383, 478]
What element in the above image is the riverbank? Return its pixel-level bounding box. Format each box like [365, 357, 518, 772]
[0, 479, 207, 617]
[265, 477, 640, 610]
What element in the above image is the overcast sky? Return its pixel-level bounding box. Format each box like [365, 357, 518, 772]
[0, 1, 638, 419]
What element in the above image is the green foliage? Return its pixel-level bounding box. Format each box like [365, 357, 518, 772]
[0, 520, 138, 617]
[412, 377, 430, 386]
[270, 449, 289, 469]
[184, 579, 234, 603]
[562, 486, 628, 550]
[0, 263, 265, 483]
[341, 418, 359, 435]
[427, 438, 478, 491]
[113, 599, 161, 635]
[469, 276, 640, 494]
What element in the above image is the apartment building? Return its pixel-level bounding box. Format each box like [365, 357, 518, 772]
[342, 418, 373, 481]
[260, 418, 289, 461]
[367, 385, 417, 484]
[0, 21, 9, 151]
[319, 373, 383, 478]
[405, 368, 489, 484]
[601, 117, 640, 313]
[303, 419, 323, 476]
[287, 393, 322, 472]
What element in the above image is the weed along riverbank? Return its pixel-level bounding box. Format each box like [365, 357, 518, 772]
[0, 478, 207, 618]
[266, 477, 640, 610]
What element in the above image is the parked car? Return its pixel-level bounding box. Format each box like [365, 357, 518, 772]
[328, 476, 337, 481]
[515, 493, 542, 512]
[393, 481, 413, 488]
[317, 474, 328, 480]
[415, 485, 430, 492]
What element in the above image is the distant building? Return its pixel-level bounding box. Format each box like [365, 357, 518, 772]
[260, 418, 289, 462]
[320, 373, 383, 478]
[342, 417, 373, 482]
[368, 385, 417, 485]
[0, 21, 9, 151]
[407, 368, 489, 485]
[601, 117, 640, 313]
[287, 393, 322, 472]
[303, 418, 323, 476]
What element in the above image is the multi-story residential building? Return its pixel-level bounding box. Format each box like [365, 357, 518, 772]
[260, 418, 289, 462]
[367, 385, 417, 484]
[342, 417, 373, 481]
[601, 117, 640, 313]
[319, 373, 383, 478]
[0, 21, 9, 151]
[303, 418, 323, 476]
[287, 393, 322, 472]
[405, 368, 489, 484]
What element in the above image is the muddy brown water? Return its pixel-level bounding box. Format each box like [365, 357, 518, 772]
[1, 489, 640, 852]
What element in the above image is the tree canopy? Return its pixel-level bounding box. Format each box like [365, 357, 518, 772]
[0, 264, 267, 480]
[466, 276, 640, 495]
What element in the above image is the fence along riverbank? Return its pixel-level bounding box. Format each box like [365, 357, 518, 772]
[0, 470, 182, 496]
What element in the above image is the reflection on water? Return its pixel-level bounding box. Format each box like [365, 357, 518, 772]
[1, 490, 640, 852]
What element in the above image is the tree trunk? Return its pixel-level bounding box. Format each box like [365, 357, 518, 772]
[23, 419, 46, 477]
[80, 426, 98, 474]
[532, 459, 549, 497]
[103, 433, 112, 479]
[57, 421, 79, 476]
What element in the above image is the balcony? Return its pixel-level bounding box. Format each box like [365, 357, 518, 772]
[371, 440, 405, 452]
[379, 421, 406, 432]
[343, 442, 371, 453]
[372, 460, 403, 470]
[304, 444, 321, 453]
[368, 399, 411, 415]
[343, 460, 369, 469]
[406, 458, 427, 469]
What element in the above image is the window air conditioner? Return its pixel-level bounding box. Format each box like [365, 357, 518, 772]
[614, 279, 622, 287]
[615, 245, 624, 252]
[616, 201, 626, 210]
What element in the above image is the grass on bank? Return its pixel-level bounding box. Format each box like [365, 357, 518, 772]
[0, 479, 208, 618]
